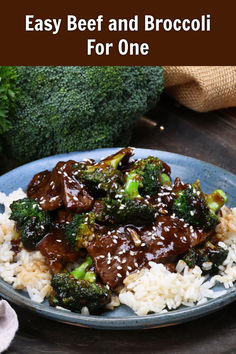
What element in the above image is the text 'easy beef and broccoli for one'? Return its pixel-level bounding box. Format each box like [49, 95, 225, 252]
[9, 148, 228, 314]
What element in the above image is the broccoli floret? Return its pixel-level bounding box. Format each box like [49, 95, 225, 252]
[49, 259, 111, 314]
[5, 66, 164, 162]
[96, 170, 158, 226]
[0, 66, 18, 151]
[9, 198, 50, 250]
[95, 157, 166, 225]
[9, 198, 47, 226]
[79, 148, 133, 194]
[65, 213, 96, 250]
[96, 196, 156, 226]
[172, 180, 227, 231]
[124, 156, 171, 197]
[183, 242, 228, 275]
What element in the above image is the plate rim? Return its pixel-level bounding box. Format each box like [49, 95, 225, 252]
[1, 147, 236, 329]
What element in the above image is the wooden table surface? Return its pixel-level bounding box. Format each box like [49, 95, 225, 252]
[1, 95, 236, 354]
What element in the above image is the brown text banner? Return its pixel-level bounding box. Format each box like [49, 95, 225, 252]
[0, 0, 235, 65]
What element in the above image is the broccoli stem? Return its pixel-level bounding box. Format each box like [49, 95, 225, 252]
[71, 257, 93, 280]
[124, 172, 141, 198]
[84, 271, 96, 283]
[109, 150, 129, 169]
[206, 190, 228, 213]
[160, 173, 171, 186]
[86, 148, 133, 173]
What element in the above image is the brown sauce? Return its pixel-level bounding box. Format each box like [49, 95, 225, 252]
[27, 160, 94, 212]
[87, 214, 208, 290]
[24, 154, 213, 291]
[11, 239, 21, 254]
[37, 229, 80, 273]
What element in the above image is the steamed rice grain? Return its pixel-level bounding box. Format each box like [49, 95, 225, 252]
[0, 189, 51, 303]
[119, 207, 236, 315]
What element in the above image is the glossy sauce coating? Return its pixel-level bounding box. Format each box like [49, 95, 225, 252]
[37, 229, 80, 273]
[24, 154, 212, 291]
[27, 160, 94, 212]
[88, 214, 208, 290]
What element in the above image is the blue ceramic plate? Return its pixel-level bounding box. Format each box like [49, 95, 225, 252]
[1, 148, 236, 330]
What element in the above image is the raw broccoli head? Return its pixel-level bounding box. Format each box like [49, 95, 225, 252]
[0, 66, 18, 151]
[79, 148, 133, 195]
[50, 273, 111, 314]
[9, 198, 50, 250]
[96, 195, 156, 226]
[65, 213, 96, 250]
[183, 242, 228, 275]
[5, 66, 163, 162]
[124, 156, 171, 198]
[172, 180, 227, 231]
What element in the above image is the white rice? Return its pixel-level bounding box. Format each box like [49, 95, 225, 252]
[0, 189, 52, 303]
[1, 189, 236, 315]
[119, 206, 236, 315]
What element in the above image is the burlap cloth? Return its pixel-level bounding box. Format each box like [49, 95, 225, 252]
[164, 66, 236, 112]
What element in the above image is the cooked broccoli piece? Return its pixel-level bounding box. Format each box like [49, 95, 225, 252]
[5, 66, 163, 162]
[70, 257, 96, 281]
[49, 260, 111, 314]
[124, 156, 171, 197]
[95, 157, 167, 225]
[172, 180, 227, 231]
[65, 213, 96, 250]
[96, 168, 158, 226]
[96, 196, 156, 226]
[183, 242, 228, 275]
[79, 148, 134, 194]
[9, 198, 47, 226]
[9, 198, 50, 250]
